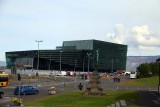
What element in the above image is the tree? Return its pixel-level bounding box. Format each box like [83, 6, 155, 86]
[150, 62, 159, 75]
[137, 63, 151, 78]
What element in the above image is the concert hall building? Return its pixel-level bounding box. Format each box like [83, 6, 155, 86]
[5, 39, 127, 72]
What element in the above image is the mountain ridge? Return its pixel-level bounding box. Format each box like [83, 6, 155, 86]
[0, 61, 6, 66]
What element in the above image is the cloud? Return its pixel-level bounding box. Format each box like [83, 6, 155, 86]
[105, 24, 160, 51]
[0, 0, 160, 61]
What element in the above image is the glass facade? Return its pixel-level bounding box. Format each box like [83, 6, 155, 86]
[5, 40, 127, 72]
[63, 40, 93, 50]
[92, 40, 127, 71]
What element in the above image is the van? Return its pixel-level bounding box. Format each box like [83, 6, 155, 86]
[130, 71, 137, 79]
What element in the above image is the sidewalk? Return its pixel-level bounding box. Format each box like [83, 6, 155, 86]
[126, 91, 160, 107]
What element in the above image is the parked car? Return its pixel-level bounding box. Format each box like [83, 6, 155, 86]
[67, 71, 75, 76]
[14, 85, 39, 95]
[0, 90, 4, 98]
[124, 71, 131, 76]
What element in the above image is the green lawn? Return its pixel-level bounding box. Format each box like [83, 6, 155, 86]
[119, 76, 159, 86]
[24, 90, 138, 107]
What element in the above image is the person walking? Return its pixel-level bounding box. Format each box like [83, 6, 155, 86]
[78, 83, 83, 90]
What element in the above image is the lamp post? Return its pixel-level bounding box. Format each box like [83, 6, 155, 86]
[32, 53, 37, 71]
[83, 56, 86, 90]
[87, 53, 92, 73]
[156, 57, 160, 95]
[60, 51, 63, 72]
[83, 57, 85, 73]
[49, 59, 52, 70]
[111, 59, 118, 73]
[35, 40, 43, 85]
[74, 58, 77, 89]
[74, 59, 77, 72]
[111, 59, 113, 73]
[35, 40, 43, 71]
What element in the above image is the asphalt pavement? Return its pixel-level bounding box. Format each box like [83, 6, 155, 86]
[126, 91, 160, 107]
[0, 75, 160, 107]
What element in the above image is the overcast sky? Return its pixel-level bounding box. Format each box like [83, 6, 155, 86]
[0, 0, 160, 61]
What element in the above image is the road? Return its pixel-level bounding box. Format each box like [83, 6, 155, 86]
[0, 75, 158, 106]
[0, 75, 89, 106]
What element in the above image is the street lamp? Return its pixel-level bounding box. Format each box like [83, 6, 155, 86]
[83, 57, 85, 73]
[36, 40, 43, 84]
[35, 40, 43, 85]
[87, 53, 92, 73]
[74, 59, 77, 72]
[49, 59, 52, 70]
[83, 56, 86, 90]
[111, 59, 118, 73]
[60, 51, 63, 72]
[35, 40, 43, 71]
[111, 59, 113, 73]
[32, 53, 37, 71]
[156, 57, 160, 95]
[74, 58, 77, 89]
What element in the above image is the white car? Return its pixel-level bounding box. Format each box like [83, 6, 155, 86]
[58, 71, 67, 76]
[124, 71, 131, 76]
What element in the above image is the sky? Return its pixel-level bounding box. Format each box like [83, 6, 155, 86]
[0, 0, 160, 61]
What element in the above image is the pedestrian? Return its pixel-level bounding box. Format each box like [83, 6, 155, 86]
[78, 83, 83, 90]
[36, 72, 39, 81]
[118, 78, 120, 82]
[63, 82, 66, 88]
[36, 72, 39, 77]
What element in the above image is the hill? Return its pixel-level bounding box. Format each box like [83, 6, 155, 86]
[126, 56, 160, 71]
[0, 61, 6, 66]
[0, 56, 159, 70]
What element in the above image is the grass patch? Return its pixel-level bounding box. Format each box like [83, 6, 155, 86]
[119, 76, 159, 86]
[24, 90, 138, 107]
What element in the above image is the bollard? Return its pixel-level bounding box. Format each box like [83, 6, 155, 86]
[117, 86, 119, 91]
[63, 82, 67, 90]
[126, 87, 128, 90]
